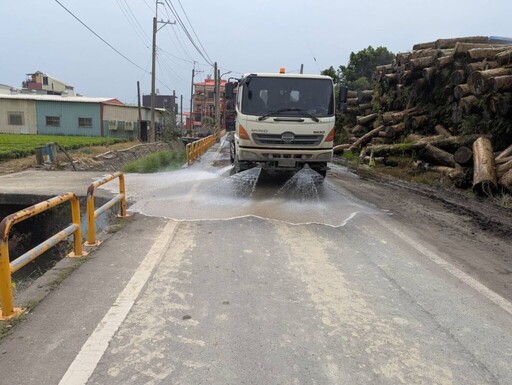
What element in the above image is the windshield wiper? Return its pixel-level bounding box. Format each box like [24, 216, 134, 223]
[258, 108, 320, 122]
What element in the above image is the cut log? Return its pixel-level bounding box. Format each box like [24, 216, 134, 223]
[390, 122, 406, 134]
[391, 107, 419, 123]
[454, 42, 506, 57]
[413, 41, 436, 50]
[489, 75, 512, 92]
[347, 90, 358, 98]
[357, 90, 373, 103]
[421, 143, 456, 167]
[499, 169, 512, 192]
[453, 84, 471, 100]
[422, 67, 436, 81]
[350, 125, 366, 135]
[434, 124, 452, 137]
[349, 125, 385, 150]
[488, 92, 512, 115]
[411, 115, 429, 130]
[436, 55, 454, 69]
[450, 70, 466, 85]
[496, 48, 512, 65]
[497, 158, 512, 179]
[333, 143, 351, 154]
[384, 73, 399, 84]
[356, 113, 378, 126]
[468, 67, 512, 95]
[472, 136, 497, 194]
[435, 36, 489, 49]
[496, 143, 512, 161]
[382, 111, 397, 124]
[454, 146, 473, 165]
[466, 61, 499, 73]
[347, 98, 359, 106]
[459, 95, 478, 114]
[468, 47, 510, 61]
[358, 102, 372, 110]
[452, 103, 463, 124]
[407, 55, 436, 71]
[495, 156, 512, 165]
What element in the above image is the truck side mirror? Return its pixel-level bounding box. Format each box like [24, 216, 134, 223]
[338, 85, 348, 113]
[225, 82, 236, 100]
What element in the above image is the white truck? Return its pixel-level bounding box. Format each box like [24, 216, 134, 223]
[225, 70, 347, 178]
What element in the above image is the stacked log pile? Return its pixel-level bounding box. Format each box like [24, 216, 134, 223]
[339, 36, 512, 193]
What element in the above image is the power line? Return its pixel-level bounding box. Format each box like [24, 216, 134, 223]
[163, 0, 213, 66]
[53, 0, 148, 73]
[115, 0, 150, 48]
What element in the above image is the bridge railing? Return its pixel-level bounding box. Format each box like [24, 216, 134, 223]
[186, 132, 217, 164]
[0, 193, 86, 319]
[85, 172, 129, 247]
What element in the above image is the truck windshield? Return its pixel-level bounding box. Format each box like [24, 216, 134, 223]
[241, 77, 334, 118]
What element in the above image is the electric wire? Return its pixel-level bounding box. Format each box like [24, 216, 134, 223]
[114, 0, 150, 48]
[52, 0, 149, 73]
[122, 0, 152, 43]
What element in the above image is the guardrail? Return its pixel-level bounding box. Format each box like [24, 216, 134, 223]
[0, 193, 86, 319]
[85, 172, 129, 247]
[186, 132, 217, 164]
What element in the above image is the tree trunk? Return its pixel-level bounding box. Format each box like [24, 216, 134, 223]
[423, 67, 437, 81]
[357, 90, 373, 103]
[454, 146, 473, 165]
[356, 113, 378, 126]
[411, 115, 429, 130]
[468, 67, 512, 95]
[472, 136, 497, 194]
[496, 143, 512, 161]
[407, 55, 436, 71]
[391, 107, 419, 123]
[454, 42, 506, 57]
[349, 125, 385, 150]
[489, 75, 512, 92]
[453, 84, 471, 100]
[413, 41, 435, 50]
[347, 90, 358, 98]
[459, 95, 478, 114]
[450, 70, 466, 85]
[347, 98, 359, 106]
[434, 124, 452, 137]
[351, 125, 366, 135]
[421, 143, 456, 167]
[498, 169, 512, 192]
[435, 36, 489, 49]
[436, 55, 454, 69]
[496, 48, 512, 65]
[358, 103, 372, 110]
[496, 158, 512, 179]
[333, 143, 351, 154]
[468, 47, 510, 61]
[466, 61, 499, 73]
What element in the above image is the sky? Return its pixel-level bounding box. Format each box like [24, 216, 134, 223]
[1, 0, 511, 109]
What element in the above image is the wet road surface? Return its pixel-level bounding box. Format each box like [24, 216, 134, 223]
[2, 140, 510, 385]
[82, 140, 512, 385]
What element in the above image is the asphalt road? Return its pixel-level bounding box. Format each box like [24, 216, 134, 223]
[1, 140, 512, 384]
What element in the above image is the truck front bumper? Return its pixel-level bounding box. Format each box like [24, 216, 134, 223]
[237, 147, 332, 170]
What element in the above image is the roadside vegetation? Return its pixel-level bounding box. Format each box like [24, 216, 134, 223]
[123, 149, 185, 173]
[0, 134, 127, 160]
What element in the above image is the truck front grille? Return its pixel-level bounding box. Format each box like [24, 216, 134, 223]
[252, 133, 323, 146]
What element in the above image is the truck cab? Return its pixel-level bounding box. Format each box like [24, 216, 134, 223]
[226, 72, 342, 178]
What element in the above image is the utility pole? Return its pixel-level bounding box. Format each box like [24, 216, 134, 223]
[189, 65, 195, 132]
[150, 0, 175, 142]
[137, 81, 142, 141]
[180, 94, 183, 133]
[214, 63, 221, 141]
[300, 64, 304, 74]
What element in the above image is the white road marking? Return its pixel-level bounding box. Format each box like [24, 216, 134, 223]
[375, 216, 512, 317]
[58, 220, 179, 385]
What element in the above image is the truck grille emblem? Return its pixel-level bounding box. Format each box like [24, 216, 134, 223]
[281, 132, 295, 143]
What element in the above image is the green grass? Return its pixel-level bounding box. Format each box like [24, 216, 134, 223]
[0, 134, 126, 160]
[123, 150, 186, 173]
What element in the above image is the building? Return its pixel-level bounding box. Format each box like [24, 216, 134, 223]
[22, 71, 75, 96]
[142, 94, 178, 112]
[0, 84, 21, 95]
[0, 94, 163, 140]
[191, 76, 227, 132]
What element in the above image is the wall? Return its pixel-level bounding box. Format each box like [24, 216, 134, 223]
[36, 101, 101, 136]
[0, 98, 37, 134]
[102, 104, 140, 139]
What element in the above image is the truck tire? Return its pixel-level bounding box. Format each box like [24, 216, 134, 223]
[234, 155, 250, 173]
[230, 141, 235, 163]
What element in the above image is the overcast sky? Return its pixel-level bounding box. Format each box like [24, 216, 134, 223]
[2, 0, 511, 108]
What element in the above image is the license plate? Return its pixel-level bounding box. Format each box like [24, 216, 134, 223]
[278, 159, 296, 168]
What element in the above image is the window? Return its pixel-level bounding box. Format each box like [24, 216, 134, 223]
[208, 91, 215, 99]
[78, 117, 92, 128]
[46, 116, 60, 127]
[117, 121, 125, 130]
[43, 76, 49, 86]
[8, 112, 24, 126]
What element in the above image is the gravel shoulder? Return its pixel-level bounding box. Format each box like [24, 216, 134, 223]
[329, 160, 512, 302]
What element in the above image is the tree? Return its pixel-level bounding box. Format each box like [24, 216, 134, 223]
[323, 46, 394, 90]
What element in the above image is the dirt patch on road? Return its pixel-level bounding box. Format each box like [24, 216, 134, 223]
[329, 160, 512, 302]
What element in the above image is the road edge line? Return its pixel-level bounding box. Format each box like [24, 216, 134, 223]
[58, 219, 179, 385]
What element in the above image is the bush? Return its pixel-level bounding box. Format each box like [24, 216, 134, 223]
[123, 150, 185, 173]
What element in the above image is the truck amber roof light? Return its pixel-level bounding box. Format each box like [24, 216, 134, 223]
[279, 67, 285, 74]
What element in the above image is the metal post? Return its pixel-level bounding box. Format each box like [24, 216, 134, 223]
[189, 67, 195, 131]
[0, 239, 15, 317]
[150, 14, 157, 143]
[137, 81, 142, 141]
